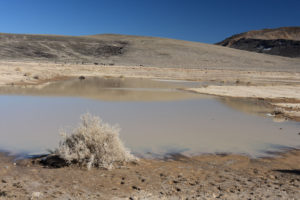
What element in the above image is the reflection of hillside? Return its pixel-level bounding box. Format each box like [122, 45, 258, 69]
[219, 97, 273, 117]
[0, 77, 206, 102]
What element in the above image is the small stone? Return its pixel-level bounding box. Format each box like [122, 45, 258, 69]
[78, 76, 85, 80]
[31, 191, 42, 198]
[132, 186, 140, 191]
[13, 182, 22, 188]
[0, 191, 7, 197]
[268, 175, 276, 179]
[120, 181, 125, 185]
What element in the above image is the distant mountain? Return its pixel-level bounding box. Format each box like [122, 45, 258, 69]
[0, 33, 299, 70]
[217, 27, 300, 57]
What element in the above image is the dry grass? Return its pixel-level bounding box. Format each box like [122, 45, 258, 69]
[55, 113, 137, 169]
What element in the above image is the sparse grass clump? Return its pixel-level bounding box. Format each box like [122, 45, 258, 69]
[55, 113, 137, 169]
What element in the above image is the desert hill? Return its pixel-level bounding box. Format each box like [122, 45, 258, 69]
[0, 32, 299, 70]
[217, 27, 300, 58]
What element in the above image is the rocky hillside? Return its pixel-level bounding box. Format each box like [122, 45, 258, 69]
[0, 32, 299, 69]
[217, 27, 300, 57]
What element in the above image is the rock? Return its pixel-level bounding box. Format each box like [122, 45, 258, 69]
[132, 186, 140, 191]
[78, 76, 85, 80]
[272, 110, 283, 115]
[268, 175, 276, 179]
[0, 191, 7, 197]
[13, 182, 22, 188]
[31, 192, 42, 199]
[217, 186, 223, 191]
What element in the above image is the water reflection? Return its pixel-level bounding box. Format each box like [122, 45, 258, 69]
[0, 77, 204, 101]
[219, 98, 273, 117]
[0, 77, 299, 158]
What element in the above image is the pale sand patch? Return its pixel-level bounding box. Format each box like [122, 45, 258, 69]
[187, 85, 300, 120]
[187, 85, 300, 100]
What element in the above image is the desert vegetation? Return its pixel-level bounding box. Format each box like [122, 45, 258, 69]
[53, 113, 137, 169]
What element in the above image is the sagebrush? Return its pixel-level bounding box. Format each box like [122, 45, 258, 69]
[55, 113, 137, 169]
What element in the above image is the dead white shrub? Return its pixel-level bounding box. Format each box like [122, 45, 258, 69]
[55, 113, 137, 169]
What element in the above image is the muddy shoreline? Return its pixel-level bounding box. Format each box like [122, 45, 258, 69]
[1, 149, 300, 199]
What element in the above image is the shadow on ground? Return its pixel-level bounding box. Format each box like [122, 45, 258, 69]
[274, 169, 300, 175]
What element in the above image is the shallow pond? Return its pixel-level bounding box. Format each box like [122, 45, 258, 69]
[0, 77, 299, 158]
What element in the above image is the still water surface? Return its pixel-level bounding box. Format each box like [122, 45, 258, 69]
[0, 77, 299, 158]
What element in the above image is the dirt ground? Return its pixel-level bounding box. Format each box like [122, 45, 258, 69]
[0, 150, 300, 200]
[0, 60, 300, 199]
[0, 61, 300, 87]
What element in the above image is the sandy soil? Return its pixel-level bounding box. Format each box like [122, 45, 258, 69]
[0, 150, 299, 200]
[1, 61, 300, 86]
[0, 60, 300, 199]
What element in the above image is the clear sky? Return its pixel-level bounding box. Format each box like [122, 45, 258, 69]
[0, 0, 299, 43]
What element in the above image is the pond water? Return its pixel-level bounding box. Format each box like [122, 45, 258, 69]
[0, 77, 299, 158]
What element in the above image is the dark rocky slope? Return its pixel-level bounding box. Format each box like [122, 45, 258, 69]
[217, 27, 300, 57]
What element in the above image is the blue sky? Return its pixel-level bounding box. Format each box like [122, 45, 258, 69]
[0, 0, 299, 43]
